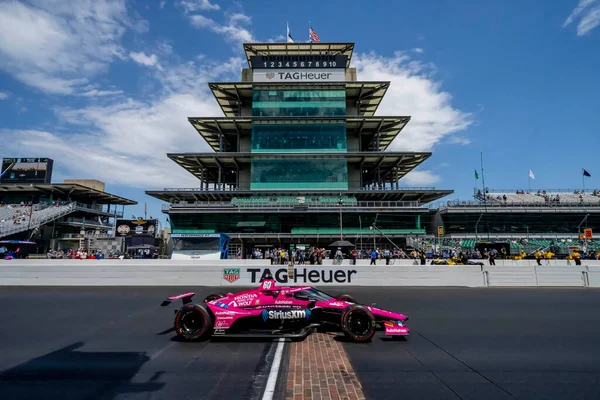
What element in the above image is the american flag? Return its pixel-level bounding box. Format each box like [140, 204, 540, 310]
[309, 27, 320, 43]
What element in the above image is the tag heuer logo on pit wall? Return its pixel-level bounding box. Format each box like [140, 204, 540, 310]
[266, 72, 274, 79]
[223, 268, 240, 283]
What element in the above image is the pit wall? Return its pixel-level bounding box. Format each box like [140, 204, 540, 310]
[2, 259, 600, 287]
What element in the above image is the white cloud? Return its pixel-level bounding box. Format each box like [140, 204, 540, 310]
[189, 12, 254, 42]
[353, 51, 472, 152]
[563, 0, 600, 35]
[0, 0, 147, 94]
[0, 92, 8, 100]
[130, 51, 161, 69]
[267, 35, 286, 43]
[1, 95, 216, 189]
[227, 12, 251, 25]
[80, 89, 124, 97]
[400, 170, 440, 186]
[413, 48, 424, 53]
[446, 136, 471, 145]
[180, 0, 220, 13]
[1, 54, 243, 189]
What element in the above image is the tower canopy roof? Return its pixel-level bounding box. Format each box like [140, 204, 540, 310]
[243, 42, 355, 68]
[188, 116, 411, 153]
[209, 81, 389, 117]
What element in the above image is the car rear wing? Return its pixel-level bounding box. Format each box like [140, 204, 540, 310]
[160, 292, 195, 307]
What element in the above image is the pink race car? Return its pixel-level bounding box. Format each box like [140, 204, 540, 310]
[160, 278, 409, 342]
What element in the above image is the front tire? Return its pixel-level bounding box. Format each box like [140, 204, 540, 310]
[340, 305, 376, 342]
[174, 303, 213, 341]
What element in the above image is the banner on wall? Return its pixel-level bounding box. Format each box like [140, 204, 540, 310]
[253, 68, 345, 82]
[115, 218, 157, 237]
[221, 266, 358, 285]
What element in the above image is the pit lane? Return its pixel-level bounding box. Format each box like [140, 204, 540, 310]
[1, 287, 600, 400]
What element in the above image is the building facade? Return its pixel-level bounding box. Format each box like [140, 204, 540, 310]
[147, 42, 452, 258]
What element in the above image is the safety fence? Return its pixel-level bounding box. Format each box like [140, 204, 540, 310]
[1, 259, 600, 288]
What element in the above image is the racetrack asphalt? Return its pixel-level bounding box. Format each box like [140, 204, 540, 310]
[1, 286, 600, 400]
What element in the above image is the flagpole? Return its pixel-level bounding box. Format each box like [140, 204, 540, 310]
[528, 171, 531, 192]
[481, 151, 490, 240]
[582, 168, 585, 193]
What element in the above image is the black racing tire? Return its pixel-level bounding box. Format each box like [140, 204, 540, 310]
[174, 303, 213, 341]
[340, 304, 376, 342]
[203, 293, 225, 303]
[336, 294, 357, 303]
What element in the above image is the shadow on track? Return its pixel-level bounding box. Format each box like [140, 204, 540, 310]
[0, 342, 164, 400]
[156, 327, 175, 335]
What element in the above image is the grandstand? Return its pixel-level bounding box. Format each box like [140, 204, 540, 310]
[425, 187, 600, 257]
[0, 180, 136, 254]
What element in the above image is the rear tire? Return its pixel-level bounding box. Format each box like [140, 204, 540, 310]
[203, 293, 225, 303]
[174, 303, 213, 341]
[340, 305, 376, 342]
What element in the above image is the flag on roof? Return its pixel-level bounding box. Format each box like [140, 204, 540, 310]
[287, 22, 294, 43]
[309, 26, 320, 42]
[583, 168, 591, 177]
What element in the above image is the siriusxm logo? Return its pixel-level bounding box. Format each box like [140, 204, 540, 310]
[261, 309, 311, 322]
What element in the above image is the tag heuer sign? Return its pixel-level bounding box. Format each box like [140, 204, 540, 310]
[223, 268, 240, 283]
[253, 68, 345, 82]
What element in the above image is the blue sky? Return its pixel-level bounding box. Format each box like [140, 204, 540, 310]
[1, 0, 599, 223]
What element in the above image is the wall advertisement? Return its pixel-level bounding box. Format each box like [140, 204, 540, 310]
[221, 266, 358, 285]
[171, 249, 222, 260]
[115, 218, 157, 237]
[253, 68, 345, 82]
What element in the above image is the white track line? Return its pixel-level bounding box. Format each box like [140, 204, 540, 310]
[261, 338, 285, 400]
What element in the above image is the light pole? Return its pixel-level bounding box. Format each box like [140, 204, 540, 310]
[369, 225, 376, 249]
[338, 197, 343, 241]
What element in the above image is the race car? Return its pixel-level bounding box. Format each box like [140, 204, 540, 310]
[160, 278, 409, 342]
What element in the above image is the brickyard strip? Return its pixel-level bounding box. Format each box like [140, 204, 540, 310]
[285, 333, 366, 400]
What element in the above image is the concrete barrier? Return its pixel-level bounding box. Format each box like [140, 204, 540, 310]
[0, 259, 598, 287]
[484, 266, 538, 287]
[586, 266, 600, 287]
[534, 267, 586, 287]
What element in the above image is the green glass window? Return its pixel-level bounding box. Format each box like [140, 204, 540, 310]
[252, 89, 345, 117]
[169, 213, 424, 235]
[250, 158, 348, 190]
[251, 124, 346, 152]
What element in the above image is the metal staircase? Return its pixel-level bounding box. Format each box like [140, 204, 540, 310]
[0, 203, 76, 238]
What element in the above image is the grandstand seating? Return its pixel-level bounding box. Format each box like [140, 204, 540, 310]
[231, 196, 358, 207]
[0, 203, 75, 238]
[478, 191, 600, 206]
